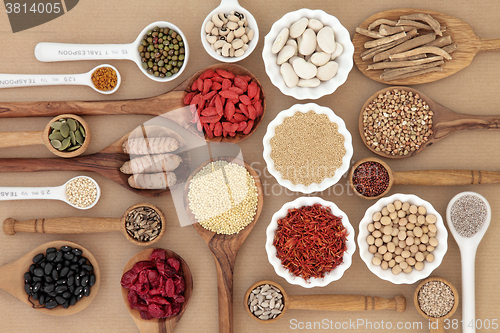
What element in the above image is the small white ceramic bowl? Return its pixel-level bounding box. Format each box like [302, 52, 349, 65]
[262, 9, 354, 100]
[262, 103, 353, 194]
[357, 193, 448, 284]
[200, 0, 259, 62]
[266, 197, 355, 288]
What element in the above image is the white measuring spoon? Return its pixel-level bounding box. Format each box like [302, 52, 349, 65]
[446, 191, 491, 333]
[0, 176, 100, 210]
[0, 64, 120, 94]
[200, 0, 259, 62]
[34, 21, 189, 82]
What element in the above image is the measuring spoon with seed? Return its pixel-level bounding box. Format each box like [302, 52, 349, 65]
[244, 280, 406, 323]
[3, 202, 165, 246]
[0, 175, 100, 210]
[0, 114, 91, 158]
[0, 64, 120, 94]
[446, 192, 491, 333]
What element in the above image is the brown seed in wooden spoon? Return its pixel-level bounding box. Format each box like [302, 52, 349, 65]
[353, 8, 500, 85]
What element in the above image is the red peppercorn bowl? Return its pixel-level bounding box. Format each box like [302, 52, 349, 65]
[265, 196, 356, 288]
[357, 193, 448, 284]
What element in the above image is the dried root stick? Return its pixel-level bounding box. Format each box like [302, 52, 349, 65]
[380, 60, 444, 80]
[361, 37, 410, 60]
[425, 35, 452, 48]
[120, 153, 182, 174]
[400, 13, 442, 36]
[373, 33, 436, 62]
[379, 25, 415, 36]
[381, 66, 443, 81]
[368, 18, 397, 30]
[364, 31, 408, 48]
[389, 46, 452, 60]
[356, 27, 384, 38]
[391, 54, 427, 61]
[396, 19, 433, 30]
[122, 137, 180, 155]
[128, 172, 177, 189]
[367, 56, 443, 70]
[442, 43, 457, 54]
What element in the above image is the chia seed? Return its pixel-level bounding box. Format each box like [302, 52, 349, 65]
[418, 281, 455, 318]
[450, 194, 487, 238]
[352, 161, 390, 197]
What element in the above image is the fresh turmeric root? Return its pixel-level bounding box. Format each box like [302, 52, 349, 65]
[128, 172, 177, 189]
[120, 154, 182, 174]
[122, 137, 180, 155]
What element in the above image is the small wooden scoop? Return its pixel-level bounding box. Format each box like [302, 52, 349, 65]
[414, 277, 459, 333]
[0, 125, 191, 197]
[184, 156, 264, 333]
[244, 280, 406, 324]
[349, 157, 500, 200]
[0, 114, 91, 158]
[121, 248, 193, 333]
[0, 240, 100, 316]
[353, 8, 500, 85]
[3, 202, 166, 246]
[359, 86, 500, 159]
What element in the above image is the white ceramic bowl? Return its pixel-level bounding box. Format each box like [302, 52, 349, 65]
[357, 193, 448, 284]
[200, 1, 259, 62]
[266, 197, 355, 288]
[262, 9, 354, 100]
[262, 103, 353, 194]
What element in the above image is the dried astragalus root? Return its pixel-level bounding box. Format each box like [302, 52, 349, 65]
[122, 137, 179, 155]
[128, 172, 177, 189]
[120, 154, 182, 174]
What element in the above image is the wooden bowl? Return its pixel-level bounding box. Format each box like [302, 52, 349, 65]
[120, 202, 167, 246]
[42, 114, 91, 158]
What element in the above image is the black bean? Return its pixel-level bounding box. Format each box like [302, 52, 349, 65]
[47, 291, 57, 297]
[29, 264, 36, 274]
[24, 272, 32, 283]
[63, 253, 74, 260]
[70, 264, 79, 271]
[69, 296, 76, 306]
[32, 291, 39, 301]
[24, 283, 32, 295]
[60, 245, 72, 252]
[79, 269, 87, 277]
[46, 252, 56, 262]
[71, 255, 79, 263]
[33, 267, 44, 277]
[72, 247, 82, 256]
[60, 266, 69, 277]
[76, 292, 83, 301]
[51, 269, 59, 281]
[39, 294, 45, 306]
[74, 286, 83, 296]
[55, 250, 63, 262]
[69, 285, 75, 293]
[67, 270, 75, 277]
[33, 253, 44, 264]
[56, 278, 67, 286]
[32, 282, 41, 293]
[44, 263, 53, 275]
[75, 275, 81, 287]
[40, 261, 46, 268]
[67, 276, 75, 286]
[78, 258, 87, 266]
[32, 276, 42, 283]
[82, 264, 93, 271]
[55, 295, 66, 304]
[44, 300, 58, 309]
[83, 286, 90, 297]
[81, 275, 89, 287]
[62, 301, 70, 309]
[62, 291, 72, 299]
[43, 284, 55, 293]
[56, 263, 62, 271]
[44, 276, 53, 283]
[64, 260, 71, 267]
[55, 285, 68, 294]
[46, 247, 56, 254]
[89, 275, 96, 287]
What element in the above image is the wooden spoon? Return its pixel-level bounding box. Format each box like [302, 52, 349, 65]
[0, 125, 191, 197]
[120, 248, 193, 333]
[359, 86, 500, 159]
[184, 156, 264, 333]
[244, 280, 406, 324]
[3, 202, 166, 246]
[0, 240, 100, 316]
[0, 114, 91, 158]
[414, 276, 459, 333]
[0, 63, 266, 144]
[353, 8, 500, 85]
[349, 157, 500, 200]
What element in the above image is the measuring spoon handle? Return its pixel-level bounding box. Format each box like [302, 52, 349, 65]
[0, 131, 44, 148]
[3, 217, 121, 235]
[0, 185, 63, 201]
[0, 73, 87, 88]
[288, 294, 406, 312]
[35, 43, 134, 62]
[393, 170, 500, 186]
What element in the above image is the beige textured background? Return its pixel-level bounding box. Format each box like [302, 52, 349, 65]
[0, 0, 499, 332]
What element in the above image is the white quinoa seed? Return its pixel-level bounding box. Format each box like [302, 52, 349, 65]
[65, 177, 98, 208]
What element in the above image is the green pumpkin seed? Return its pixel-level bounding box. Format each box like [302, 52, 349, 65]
[60, 123, 70, 138]
[50, 121, 63, 130]
[50, 139, 62, 149]
[49, 130, 64, 141]
[59, 137, 71, 151]
[75, 131, 84, 145]
[70, 131, 76, 145]
[66, 144, 81, 152]
[79, 126, 86, 138]
[67, 118, 77, 132]
[74, 120, 80, 130]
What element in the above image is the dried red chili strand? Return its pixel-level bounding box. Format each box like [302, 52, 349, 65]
[273, 204, 348, 281]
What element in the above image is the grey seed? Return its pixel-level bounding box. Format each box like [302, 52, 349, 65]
[261, 285, 270, 293]
[259, 315, 269, 320]
[50, 121, 63, 130]
[49, 131, 64, 141]
[67, 118, 77, 132]
[58, 137, 71, 151]
[254, 310, 263, 316]
[263, 311, 271, 316]
[79, 126, 86, 138]
[250, 299, 258, 306]
[271, 309, 282, 314]
[66, 145, 81, 152]
[269, 298, 275, 308]
[50, 139, 62, 149]
[274, 302, 281, 309]
[70, 131, 76, 145]
[260, 301, 269, 308]
[266, 294, 273, 299]
[60, 123, 70, 138]
[258, 294, 264, 303]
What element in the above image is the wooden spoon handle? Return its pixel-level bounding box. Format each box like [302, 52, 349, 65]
[3, 217, 121, 235]
[0, 157, 93, 172]
[0, 131, 44, 148]
[480, 38, 500, 52]
[393, 170, 500, 186]
[433, 114, 500, 140]
[210, 248, 237, 333]
[288, 294, 406, 312]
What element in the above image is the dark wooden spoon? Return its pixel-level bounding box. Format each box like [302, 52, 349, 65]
[183, 156, 264, 333]
[353, 8, 500, 85]
[0, 125, 191, 196]
[121, 248, 193, 333]
[359, 86, 500, 159]
[0, 63, 266, 144]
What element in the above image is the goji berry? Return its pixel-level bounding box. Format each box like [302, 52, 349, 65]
[219, 90, 239, 100]
[221, 78, 232, 91]
[199, 69, 215, 80]
[183, 92, 195, 105]
[243, 120, 254, 134]
[224, 101, 236, 119]
[211, 74, 224, 83]
[216, 68, 235, 79]
[247, 81, 259, 99]
[239, 94, 251, 105]
[202, 90, 217, 100]
[239, 103, 249, 117]
[203, 79, 212, 95]
[234, 76, 248, 91]
[211, 81, 222, 90]
[233, 113, 248, 122]
[237, 121, 247, 132]
[191, 80, 198, 92]
[201, 107, 218, 116]
[196, 77, 203, 91]
[214, 122, 223, 137]
[189, 104, 197, 115]
[247, 104, 257, 120]
[209, 122, 216, 131]
[229, 86, 244, 95]
[253, 99, 263, 117]
[208, 94, 217, 107]
[191, 111, 199, 124]
[215, 95, 223, 116]
[190, 93, 202, 106]
[203, 123, 213, 139]
[200, 114, 222, 123]
[197, 120, 203, 132]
